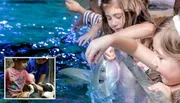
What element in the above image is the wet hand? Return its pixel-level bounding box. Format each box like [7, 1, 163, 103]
[77, 26, 99, 46]
[85, 35, 113, 65]
[104, 47, 116, 61]
[148, 82, 172, 101]
[73, 17, 83, 31]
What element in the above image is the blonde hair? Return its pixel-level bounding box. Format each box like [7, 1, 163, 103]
[156, 16, 180, 59]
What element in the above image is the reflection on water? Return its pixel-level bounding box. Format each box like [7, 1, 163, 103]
[0, 0, 91, 102]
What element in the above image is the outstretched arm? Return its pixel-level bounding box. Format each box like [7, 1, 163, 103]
[65, 0, 86, 15]
[112, 22, 155, 39]
[86, 34, 157, 69]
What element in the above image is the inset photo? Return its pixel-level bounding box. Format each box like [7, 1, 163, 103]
[4, 57, 56, 100]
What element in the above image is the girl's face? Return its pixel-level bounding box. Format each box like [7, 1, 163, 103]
[103, 3, 125, 32]
[153, 35, 180, 86]
[16, 60, 28, 70]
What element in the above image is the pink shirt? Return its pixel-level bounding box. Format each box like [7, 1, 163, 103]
[6, 68, 33, 96]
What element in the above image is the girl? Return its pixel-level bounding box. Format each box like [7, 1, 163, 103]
[6, 58, 43, 98]
[86, 14, 180, 102]
[77, 0, 154, 46]
[84, 0, 154, 70]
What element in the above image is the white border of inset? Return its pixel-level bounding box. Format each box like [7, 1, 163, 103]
[4, 57, 56, 100]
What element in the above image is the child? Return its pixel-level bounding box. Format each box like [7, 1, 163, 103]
[85, 0, 154, 69]
[6, 58, 43, 98]
[86, 14, 180, 102]
[25, 58, 48, 84]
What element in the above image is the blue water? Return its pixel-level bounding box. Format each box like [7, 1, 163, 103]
[0, 0, 92, 102]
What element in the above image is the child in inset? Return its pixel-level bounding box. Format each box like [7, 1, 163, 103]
[6, 58, 43, 98]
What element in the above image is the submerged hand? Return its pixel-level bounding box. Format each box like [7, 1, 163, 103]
[104, 47, 116, 61]
[73, 16, 83, 31]
[148, 82, 172, 101]
[85, 35, 113, 65]
[78, 26, 99, 46]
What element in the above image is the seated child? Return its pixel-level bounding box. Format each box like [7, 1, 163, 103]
[6, 58, 43, 98]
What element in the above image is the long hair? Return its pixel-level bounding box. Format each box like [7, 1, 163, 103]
[100, 0, 152, 35]
[156, 16, 180, 59]
[118, 0, 152, 27]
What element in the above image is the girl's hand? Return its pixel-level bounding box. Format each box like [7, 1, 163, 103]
[85, 35, 113, 65]
[73, 16, 83, 31]
[104, 47, 116, 61]
[77, 27, 99, 46]
[65, 0, 81, 12]
[148, 82, 172, 101]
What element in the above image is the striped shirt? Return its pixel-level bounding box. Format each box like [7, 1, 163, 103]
[83, 10, 102, 27]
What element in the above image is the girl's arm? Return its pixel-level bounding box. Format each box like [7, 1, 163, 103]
[86, 34, 157, 69]
[65, 0, 86, 15]
[113, 22, 155, 39]
[112, 34, 157, 69]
